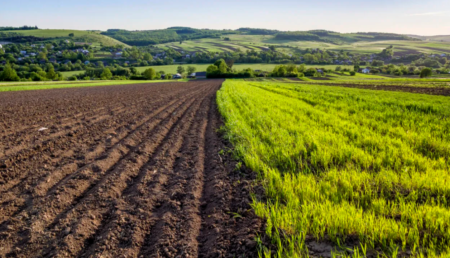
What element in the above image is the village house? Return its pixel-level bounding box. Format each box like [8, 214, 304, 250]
[362, 68, 371, 74]
[20, 50, 27, 55]
[30, 53, 36, 57]
[65, 40, 70, 43]
[441, 54, 447, 57]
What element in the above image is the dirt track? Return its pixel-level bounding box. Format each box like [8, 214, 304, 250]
[0, 81, 262, 258]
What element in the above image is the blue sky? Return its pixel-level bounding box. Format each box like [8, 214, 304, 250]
[1, 0, 449, 35]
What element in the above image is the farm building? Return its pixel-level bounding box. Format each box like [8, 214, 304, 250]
[195, 72, 207, 79]
[362, 68, 371, 74]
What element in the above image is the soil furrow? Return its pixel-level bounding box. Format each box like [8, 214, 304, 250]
[138, 83, 213, 258]
[0, 90, 201, 257]
[0, 84, 202, 155]
[51, 85, 214, 258]
[0, 88, 203, 224]
[0, 85, 204, 202]
[0, 80, 263, 258]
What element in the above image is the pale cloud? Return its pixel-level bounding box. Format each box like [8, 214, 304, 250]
[409, 11, 447, 16]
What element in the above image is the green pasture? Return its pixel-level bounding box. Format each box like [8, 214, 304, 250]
[156, 35, 450, 56]
[10, 29, 128, 47]
[0, 80, 177, 92]
[61, 64, 353, 77]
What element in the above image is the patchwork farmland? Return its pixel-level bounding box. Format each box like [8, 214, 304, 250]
[0, 81, 261, 257]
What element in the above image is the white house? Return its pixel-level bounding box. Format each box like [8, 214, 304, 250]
[20, 50, 27, 55]
[65, 40, 70, 43]
[115, 52, 123, 56]
[362, 68, 371, 74]
[30, 53, 36, 56]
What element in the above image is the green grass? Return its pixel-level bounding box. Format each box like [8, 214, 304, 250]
[61, 64, 353, 77]
[156, 35, 450, 56]
[11, 29, 129, 47]
[217, 80, 450, 257]
[0, 80, 176, 92]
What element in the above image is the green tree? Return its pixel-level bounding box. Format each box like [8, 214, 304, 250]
[177, 66, 185, 74]
[69, 33, 74, 37]
[101, 68, 113, 80]
[218, 62, 228, 73]
[187, 66, 196, 75]
[166, 74, 173, 80]
[143, 53, 153, 62]
[142, 68, 156, 80]
[46, 68, 57, 80]
[0, 63, 20, 81]
[206, 65, 218, 74]
[420, 68, 433, 78]
[38, 52, 47, 61]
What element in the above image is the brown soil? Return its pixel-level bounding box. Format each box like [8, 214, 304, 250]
[0, 81, 263, 258]
[393, 48, 421, 56]
[420, 47, 450, 53]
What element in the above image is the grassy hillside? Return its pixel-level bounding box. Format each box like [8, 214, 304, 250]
[10, 29, 129, 47]
[408, 34, 450, 42]
[156, 34, 450, 56]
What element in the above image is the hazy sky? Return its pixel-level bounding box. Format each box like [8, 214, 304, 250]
[1, 0, 449, 35]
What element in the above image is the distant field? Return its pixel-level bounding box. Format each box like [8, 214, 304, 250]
[11, 29, 129, 47]
[156, 35, 450, 56]
[61, 64, 353, 77]
[0, 80, 176, 92]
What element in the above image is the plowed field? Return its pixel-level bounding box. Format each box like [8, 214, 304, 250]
[0, 81, 262, 258]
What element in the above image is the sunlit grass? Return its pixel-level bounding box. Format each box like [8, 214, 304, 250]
[217, 80, 450, 257]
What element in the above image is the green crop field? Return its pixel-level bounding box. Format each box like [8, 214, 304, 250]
[156, 35, 450, 56]
[0, 80, 177, 92]
[61, 64, 354, 78]
[217, 80, 450, 257]
[11, 29, 129, 47]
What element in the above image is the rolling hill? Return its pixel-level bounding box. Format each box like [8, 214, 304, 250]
[0, 29, 129, 47]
